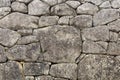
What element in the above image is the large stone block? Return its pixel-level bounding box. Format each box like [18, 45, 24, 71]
[0, 12, 39, 30]
[6, 43, 41, 61]
[50, 63, 77, 80]
[93, 9, 119, 26]
[78, 54, 120, 80]
[23, 62, 50, 76]
[33, 25, 82, 63]
[0, 28, 20, 47]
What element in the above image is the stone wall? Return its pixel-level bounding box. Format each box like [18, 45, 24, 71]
[0, 0, 120, 80]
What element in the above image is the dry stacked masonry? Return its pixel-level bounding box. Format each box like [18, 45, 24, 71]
[0, 0, 120, 80]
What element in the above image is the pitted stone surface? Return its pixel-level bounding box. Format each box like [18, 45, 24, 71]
[50, 63, 77, 80]
[51, 3, 76, 16]
[0, 28, 20, 47]
[0, 0, 120, 80]
[93, 9, 119, 26]
[0, 12, 39, 30]
[33, 25, 82, 63]
[28, 0, 50, 16]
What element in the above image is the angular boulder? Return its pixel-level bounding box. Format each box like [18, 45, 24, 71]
[33, 25, 82, 63]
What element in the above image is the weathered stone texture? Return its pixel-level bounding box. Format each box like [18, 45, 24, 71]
[23, 62, 50, 76]
[33, 25, 82, 63]
[93, 9, 119, 26]
[6, 43, 41, 61]
[51, 3, 76, 16]
[28, 0, 50, 16]
[0, 0, 120, 80]
[50, 63, 77, 80]
[0, 12, 39, 30]
[70, 15, 92, 29]
[78, 54, 120, 80]
[0, 28, 20, 47]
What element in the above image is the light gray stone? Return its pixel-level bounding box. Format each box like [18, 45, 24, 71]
[111, 0, 120, 8]
[0, 64, 5, 80]
[54, 78, 68, 80]
[0, 12, 39, 30]
[39, 16, 59, 27]
[70, 15, 92, 29]
[78, 54, 120, 80]
[16, 0, 32, 3]
[82, 26, 109, 41]
[6, 43, 41, 61]
[93, 9, 119, 26]
[0, 7, 11, 19]
[0, 28, 20, 47]
[23, 62, 50, 76]
[33, 25, 82, 63]
[17, 35, 39, 45]
[28, 0, 50, 16]
[51, 3, 76, 16]
[35, 76, 54, 80]
[42, 0, 66, 6]
[109, 31, 118, 41]
[58, 16, 73, 25]
[83, 40, 107, 54]
[11, 2, 27, 13]
[17, 29, 33, 36]
[0, 45, 7, 62]
[0, 0, 11, 7]
[5, 61, 23, 80]
[25, 76, 34, 80]
[77, 3, 99, 15]
[108, 41, 120, 55]
[108, 19, 120, 30]
[84, 0, 103, 5]
[100, 1, 111, 8]
[50, 63, 77, 80]
[66, 1, 81, 8]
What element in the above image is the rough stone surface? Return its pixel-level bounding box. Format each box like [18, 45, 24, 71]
[33, 25, 82, 63]
[0, 45, 7, 62]
[0, 0, 11, 7]
[100, 1, 111, 8]
[50, 63, 77, 80]
[66, 1, 81, 9]
[0, 7, 11, 19]
[107, 41, 120, 55]
[42, 0, 66, 6]
[16, 0, 32, 3]
[84, 0, 103, 5]
[77, 3, 99, 15]
[24, 62, 50, 76]
[111, 0, 120, 8]
[58, 16, 73, 25]
[28, 0, 50, 16]
[0, 28, 20, 47]
[0, 12, 39, 30]
[70, 15, 92, 29]
[0, 0, 120, 79]
[83, 40, 107, 54]
[25, 76, 34, 80]
[5, 61, 23, 80]
[78, 54, 120, 80]
[51, 3, 76, 16]
[11, 2, 27, 13]
[35, 76, 54, 80]
[82, 26, 109, 41]
[39, 16, 59, 27]
[17, 29, 33, 36]
[6, 43, 41, 61]
[17, 35, 39, 45]
[93, 9, 119, 26]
